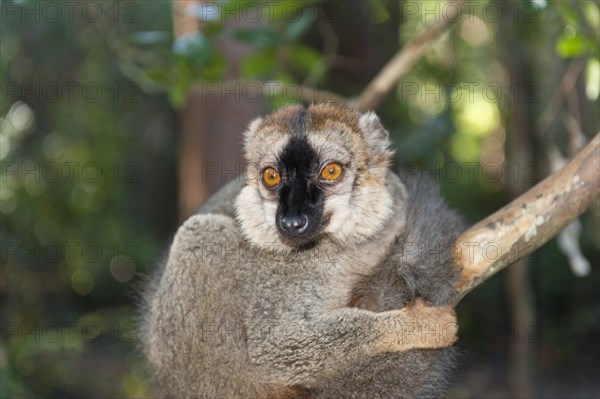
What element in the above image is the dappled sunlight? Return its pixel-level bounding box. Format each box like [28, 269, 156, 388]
[1, 0, 598, 397]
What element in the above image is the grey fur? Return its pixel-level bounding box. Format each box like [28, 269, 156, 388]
[309, 170, 465, 399]
[141, 105, 464, 398]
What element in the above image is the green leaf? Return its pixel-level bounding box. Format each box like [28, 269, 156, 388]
[201, 21, 225, 38]
[201, 54, 227, 81]
[555, 32, 587, 58]
[241, 49, 277, 78]
[172, 32, 215, 65]
[168, 58, 193, 108]
[369, 0, 390, 24]
[128, 31, 171, 45]
[288, 45, 321, 74]
[142, 67, 170, 84]
[226, 27, 278, 48]
[168, 80, 189, 109]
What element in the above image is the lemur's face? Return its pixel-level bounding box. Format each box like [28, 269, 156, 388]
[235, 104, 394, 252]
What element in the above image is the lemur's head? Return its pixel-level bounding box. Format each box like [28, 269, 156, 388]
[235, 103, 394, 252]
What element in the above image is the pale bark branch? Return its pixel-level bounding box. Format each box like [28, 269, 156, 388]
[452, 134, 600, 305]
[352, 0, 465, 112]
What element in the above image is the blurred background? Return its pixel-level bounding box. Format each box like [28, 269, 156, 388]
[1, 0, 598, 398]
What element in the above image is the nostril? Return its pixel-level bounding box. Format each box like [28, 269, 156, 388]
[296, 215, 308, 232]
[281, 215, 309, 234]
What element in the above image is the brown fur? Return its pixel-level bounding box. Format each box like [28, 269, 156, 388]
[141, 104, 463, 399]
[266, 385, 313, 399]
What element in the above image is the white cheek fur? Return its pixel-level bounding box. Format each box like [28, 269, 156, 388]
[323, 181, 393, 246]
[235, 185, 291, 252]
[236, 173, 393, 252]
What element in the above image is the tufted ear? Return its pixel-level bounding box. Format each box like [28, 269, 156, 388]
[244, 117, 263, 140]
[242, 117, 263, 153]
[358, 112, 391, 156]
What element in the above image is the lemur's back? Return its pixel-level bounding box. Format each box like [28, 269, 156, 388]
[142, 213, 257, 398]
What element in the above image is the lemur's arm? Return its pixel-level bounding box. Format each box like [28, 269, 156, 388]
[246, 300, 457, 387]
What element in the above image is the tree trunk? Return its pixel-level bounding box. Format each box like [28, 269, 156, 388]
[173, 1, 264, 221]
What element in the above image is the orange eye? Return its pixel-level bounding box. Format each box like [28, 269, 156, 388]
[321, 163, 343, 181]
[262, 167, 281, 187]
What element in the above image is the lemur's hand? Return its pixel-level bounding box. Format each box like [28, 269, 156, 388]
[405, 298, 458, 349]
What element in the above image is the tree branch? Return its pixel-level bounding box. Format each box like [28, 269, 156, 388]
[352, 0, 465, 112]
[452, 134, 600, 305]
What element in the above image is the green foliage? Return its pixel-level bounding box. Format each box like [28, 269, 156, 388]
[1, 1, 174, 397]
[554, 1, 600, 101]
[241, 48, 277, 78]
[1, 0, 598, 397]
[124, 1, 327, 108]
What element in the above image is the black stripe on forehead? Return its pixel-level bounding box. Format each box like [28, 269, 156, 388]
[273, 106, 325, 244]
[277, 106, 317, 178]
[276, 132, 324, 232]
[289, 107, 308, 136]
[278, 134, 319, 180]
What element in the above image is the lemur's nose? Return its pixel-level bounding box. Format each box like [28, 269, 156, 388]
[279, 215, 309, 236]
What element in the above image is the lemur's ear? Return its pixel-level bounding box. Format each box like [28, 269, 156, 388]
[358, 112, 391, 156]
[242, 117, 263, 153]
